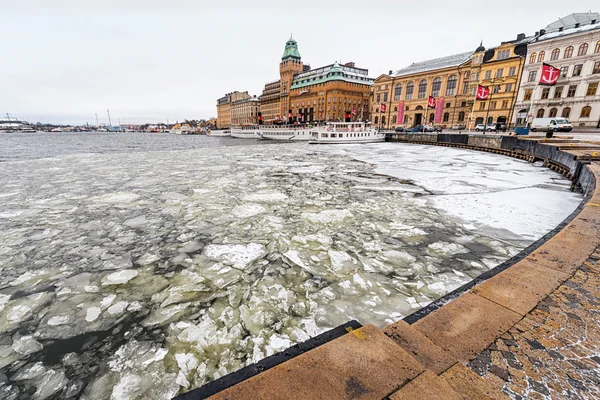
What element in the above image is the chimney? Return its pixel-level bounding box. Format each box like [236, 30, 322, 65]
[592, 19, 597, 24]
[539, 29, 546, 35]
[389, 70, 392, 75]
[517, 33, 526, 41]
[575, 23, 580, 28]
[535, 31, 539, 36]
[559, 27, 564, 32]
[344, 61, 355, 67]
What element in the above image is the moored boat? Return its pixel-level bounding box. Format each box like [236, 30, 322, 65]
[259, 124, 313, 141]
[309, 122, 384, 144]
[208, 129, 231, 137]
[231, 125, 260, 139]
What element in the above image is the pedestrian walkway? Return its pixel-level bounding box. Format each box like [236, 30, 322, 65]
[466, 247, 600, 399]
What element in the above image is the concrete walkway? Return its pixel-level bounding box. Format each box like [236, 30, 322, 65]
[466, 247, 600, 399]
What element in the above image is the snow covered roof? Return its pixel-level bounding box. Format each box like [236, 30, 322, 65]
[544, 13, 600, 33]
[392, 51, 473, 78]
[290, 62, 373, 90]
[536, 21, 600, 42]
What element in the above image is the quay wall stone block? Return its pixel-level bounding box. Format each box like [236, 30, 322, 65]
[467, 135, 502, 149]
[437, 134, 469, 145]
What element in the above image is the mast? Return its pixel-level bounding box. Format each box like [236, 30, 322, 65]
[95, 113, 99, 128]
[107, 109, 112, 126]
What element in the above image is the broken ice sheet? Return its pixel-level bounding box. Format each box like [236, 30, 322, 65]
[0, 140, 581, 398]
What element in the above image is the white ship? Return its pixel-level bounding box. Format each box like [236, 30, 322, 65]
[169, 123, 194, 135]
[260, 124, 312, 141]
[309, 122, 384, 144]
[231, 126, 260, 139]
[208, 129, 231, 137]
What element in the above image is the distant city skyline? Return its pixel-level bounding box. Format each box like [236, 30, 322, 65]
[1, 0, 596, 124]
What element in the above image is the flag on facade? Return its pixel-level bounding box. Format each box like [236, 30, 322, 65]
[539, 63, 560, 86]
[427, 96, 436, 108]
[380, 103, 387, 113]
[475, 85, 490, 100]
[297, 113, 302, 119]
[351, 107, 356, 116]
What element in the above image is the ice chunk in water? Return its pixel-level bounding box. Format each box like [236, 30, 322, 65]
[85, 307, 101, 322]
[203, 243, 266, 270]
[101, 270, 138, 286]
[47, 315, 69, 326]
[301, 209, 353, 224]
[32, 369, 68, 400]
[232, 203, 266, 218]
[242, 192, 288, 203]
[12, 335, 43, 355]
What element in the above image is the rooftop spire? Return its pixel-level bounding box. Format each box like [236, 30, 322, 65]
[281, 36, 301, 61]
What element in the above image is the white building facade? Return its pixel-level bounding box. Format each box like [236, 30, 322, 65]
[513, 15, 600, 128]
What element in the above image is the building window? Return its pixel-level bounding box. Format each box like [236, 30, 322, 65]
[587, 82, 598, 96]
[536, 109, 545, 118]
[573, 64, 583, 77]
[596, 41, 600, 53]
[406, 82, 414, 100]
[479, 102, 486, 110]
[550, 48, 560, 60]
[445, 102, 450, 108]
[376, 93, 380, 102]
[394, 84, 402, 101]
[417, 80, 427, 98]
[446, 75, 457, 96]
[564, 46, 573, 58]
[528, 70, 537, 82]
[374, 116, 379, 123]
[429, 113, 435, 123]
[496, 68, 503, 78]
[553, 86, 564, 98]
[461, 101, 467, 107]
[593, 61, 600, 74]
[403, 115, 409, 124]
[443, 112, 449, 122]
[383, 92, 388, 102]
[524, 89, 533, 100]
[537, 51, 545, 63]
[560, 66, 569, 77]
[485, 70, 492, 80]
[502, 100, 509, 109]
[580, 106, 592, 118]
[508, 66, 516, 76]
[567, 85, 577, 97]
[549, 108, 558, 117]
[578, 43, 589, 56]
[505, 83, 513, 92]
[529, 53, 537, 64]
[493, 85, 501, 94]
[541, 87, 550, 99]
[490, 101, 497, 110]
[562, 107, 571, 118]
[463, 81, 469, 94]
[431, 77, 442, 97]
[458, 111, 465, 122]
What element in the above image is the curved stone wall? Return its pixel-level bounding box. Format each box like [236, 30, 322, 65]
[176, 134, 600, 400]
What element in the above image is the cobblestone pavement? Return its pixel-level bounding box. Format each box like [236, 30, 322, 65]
[467, 248, 600, 399]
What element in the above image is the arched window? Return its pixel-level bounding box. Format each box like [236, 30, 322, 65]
[446, 75, 457, 96]
[458, 111, 465, 122]
[595, 41, 600, 53]
[392, 115, 396, 123]
[406, 82, 414, 100]
[537, 51, 545, 63]
[578, 43, 589, 56]
[418, 79, 427, 98]
[581, 106, 592, 118]
[443, 112, 450, 122]
[394, 84, 402, 101]
[550, 48, 560, 61]
[564, 46, 573, 58]
[561, 107, 571, 118]
[549, 108, 557, 117]
[429, 113, 435, 123]
[529, 52, 537, 64]
[431, 77, 442, 97]
[374, 116, 379, 124]
[415, 105, 424, 110]
[536, 108, 545, 118]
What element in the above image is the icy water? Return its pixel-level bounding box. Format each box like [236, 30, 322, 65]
[0, 132, 582, 399]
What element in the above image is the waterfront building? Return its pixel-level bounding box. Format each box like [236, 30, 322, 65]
[513, 13, 600, 128]
[216, 91, 251, 128]
[230, 95, 261, 126]
[374, 34, 529, 130]
[259, 80, 281, 124]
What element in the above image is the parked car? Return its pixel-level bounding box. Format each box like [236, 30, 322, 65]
[394, 127, 408, 132]
[475, 124, 497, 132]
[530, 117, 573, 132]
[452, 124, 466, 130]
[410, 125, 441, 133]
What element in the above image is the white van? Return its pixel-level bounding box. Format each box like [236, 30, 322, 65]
[531, 117, 573, 132]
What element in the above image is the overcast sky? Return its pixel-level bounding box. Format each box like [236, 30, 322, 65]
[1, 0, 596, 125]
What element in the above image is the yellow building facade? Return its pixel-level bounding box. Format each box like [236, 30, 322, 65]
[259, 80, 281, 124]
[373, 34, 528, 129]
[216, 91, 251, 128]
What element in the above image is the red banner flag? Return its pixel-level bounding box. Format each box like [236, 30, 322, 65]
[351, 107, 356, 116]
[539, 63, 560, 86]
[475, 85, 490, 100]
[397, 101, 404, 124]
[380, 103, 387, 113]
[427, 96, 436, 108]
[434, 97, 444, 123]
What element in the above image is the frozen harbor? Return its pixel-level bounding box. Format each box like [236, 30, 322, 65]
[0, 133, 582, 399]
